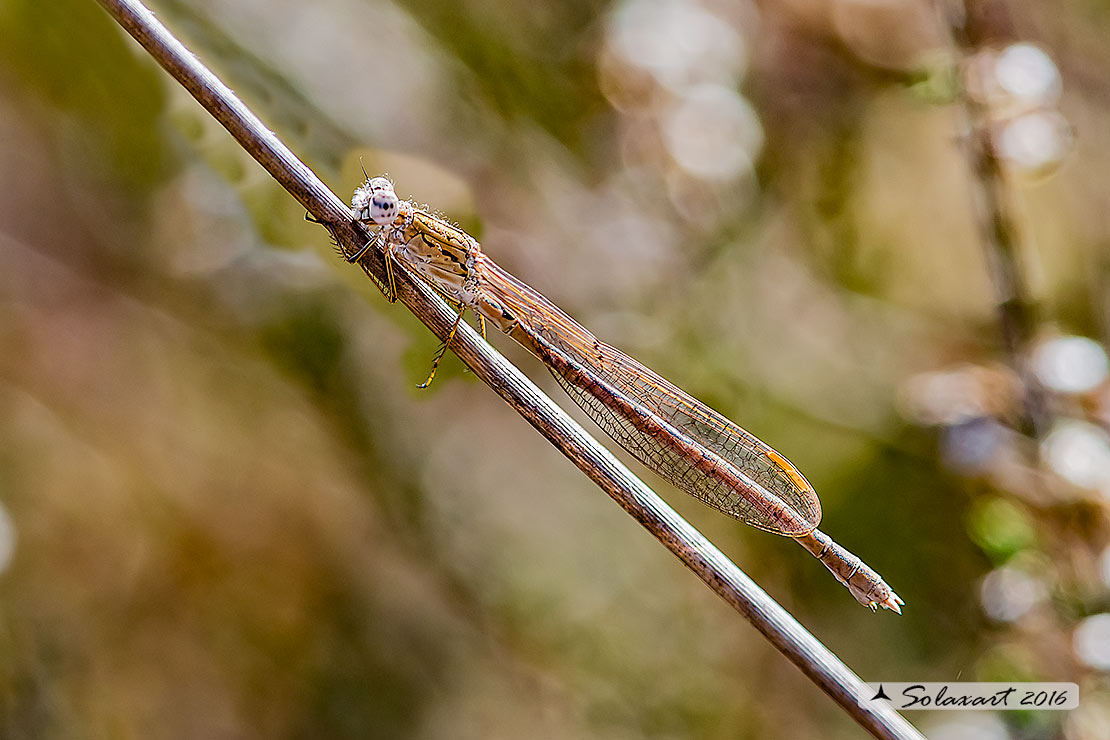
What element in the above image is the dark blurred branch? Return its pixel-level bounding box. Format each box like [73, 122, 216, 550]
[941, 0, 1049, 437]
[94, 2, 923, 738]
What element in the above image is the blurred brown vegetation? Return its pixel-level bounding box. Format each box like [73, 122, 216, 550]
[2, 0, 1110, 738]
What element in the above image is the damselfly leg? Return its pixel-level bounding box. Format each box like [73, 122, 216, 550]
[418, 309, 466, 388]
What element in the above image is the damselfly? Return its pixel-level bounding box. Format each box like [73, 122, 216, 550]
[349, 176, 903, 613]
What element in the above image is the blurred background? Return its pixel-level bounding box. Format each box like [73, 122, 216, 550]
[1, 0, 1109, 737]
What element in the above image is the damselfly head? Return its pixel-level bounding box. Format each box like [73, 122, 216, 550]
[352, 176, 399, 225]
[367, 176, 395, 194]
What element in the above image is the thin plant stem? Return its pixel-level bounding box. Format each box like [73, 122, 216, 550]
[93, 1, 924, 737]
[940, 0, 1049, 437]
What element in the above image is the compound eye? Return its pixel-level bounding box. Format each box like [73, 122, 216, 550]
[369, 190, 400, 225]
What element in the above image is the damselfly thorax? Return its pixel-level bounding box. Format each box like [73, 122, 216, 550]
[389, 209, 482, 305]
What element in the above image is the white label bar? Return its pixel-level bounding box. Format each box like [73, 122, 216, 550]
[861, 683, 1078, 710]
